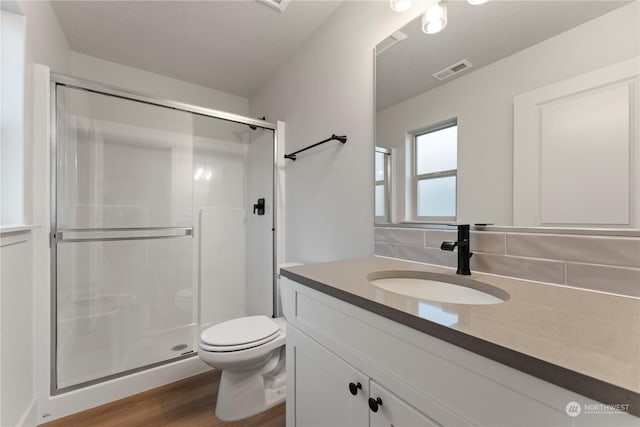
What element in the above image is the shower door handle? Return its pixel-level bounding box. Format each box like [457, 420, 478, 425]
[253, 198, 265, 215]
[55, 227, 194, 243]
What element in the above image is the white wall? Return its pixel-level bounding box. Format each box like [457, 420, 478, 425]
[0, 231, 35, 427]
[250, 1, 425, 263]
[19, 0, 72, 224]
[376, 3, 640, 225]
[70, 52, 249, 116]
[19, 2, 72, 424]
[0, 1, 72, 425]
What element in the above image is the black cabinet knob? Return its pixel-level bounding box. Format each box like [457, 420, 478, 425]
[368, 397, 382, 412]
[348, 382, 362, 396]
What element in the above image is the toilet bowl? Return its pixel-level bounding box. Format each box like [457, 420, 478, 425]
[198, 315, 286, 421]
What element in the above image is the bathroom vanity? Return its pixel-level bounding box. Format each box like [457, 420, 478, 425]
[280, 257, 639, 426]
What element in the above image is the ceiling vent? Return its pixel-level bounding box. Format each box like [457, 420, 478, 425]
[256, 0, 291, 13]
[432, 60, 473, 81]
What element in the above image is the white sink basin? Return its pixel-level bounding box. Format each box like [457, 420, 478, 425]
[368, 271, 509, 305]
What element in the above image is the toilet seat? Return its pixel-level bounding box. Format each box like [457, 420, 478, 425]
[199, 333, 279, 352]
[200, 315, 281, 352]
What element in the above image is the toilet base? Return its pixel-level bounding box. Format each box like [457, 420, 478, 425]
[214, 350, 286, 421]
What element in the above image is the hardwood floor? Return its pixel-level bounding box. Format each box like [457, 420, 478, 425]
[42, 371, 286, 427]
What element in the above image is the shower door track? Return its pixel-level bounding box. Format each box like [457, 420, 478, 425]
[50, 73, 279, 395]
[51, 73, 277, 130]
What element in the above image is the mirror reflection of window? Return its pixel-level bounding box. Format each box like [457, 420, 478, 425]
[1, 10, 26, 225]
[375, 2, 637, 229]
[375, 148, 391, 223]
[413, 121, 457, 221]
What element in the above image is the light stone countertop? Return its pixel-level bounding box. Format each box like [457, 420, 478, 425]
[281, 256, 640, 413]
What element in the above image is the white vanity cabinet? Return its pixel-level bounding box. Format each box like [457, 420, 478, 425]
[289, 325, 369, 426]
[281, 277, 638, 427]
[288, 325, 441, 427]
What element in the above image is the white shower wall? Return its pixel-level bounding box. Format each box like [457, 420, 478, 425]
[246, 129, 276, 317]
[195, 125, 275, 326]
[195, 134, 248, 327]
[192, 111, 275, 324]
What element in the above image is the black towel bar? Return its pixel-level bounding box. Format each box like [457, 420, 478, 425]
[284, 134, 347, 161]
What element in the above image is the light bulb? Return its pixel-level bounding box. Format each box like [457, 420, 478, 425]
[467, 0, 490, 4]
[426, 3, 444, 20]
[422, 1, 447, 34]
[390, 0, 412, 12]
[193, 168, 204, 181]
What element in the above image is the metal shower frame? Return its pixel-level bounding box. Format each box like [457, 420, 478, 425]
[49, 73, 279, 394]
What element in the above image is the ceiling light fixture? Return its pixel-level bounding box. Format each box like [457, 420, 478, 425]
[390, 0, 412, 12]
[467, 0, 490, 4]
[422, 0, 448, 34]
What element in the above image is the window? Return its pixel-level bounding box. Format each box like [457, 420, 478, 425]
[1, 9, 26, 225]
[375, 147, 391, 223]
[412, 121, 457, 221]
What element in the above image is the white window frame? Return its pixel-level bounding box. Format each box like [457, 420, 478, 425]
[411, 120, 457, 222]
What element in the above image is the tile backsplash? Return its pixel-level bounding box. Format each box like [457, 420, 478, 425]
[375, 227, 640, 297]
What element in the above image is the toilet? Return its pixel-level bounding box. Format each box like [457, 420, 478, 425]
[197, 263, 299, 421]
[198, 315, 286, 420]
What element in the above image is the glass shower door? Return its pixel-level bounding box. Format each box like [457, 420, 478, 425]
[54, 85, 195, 390]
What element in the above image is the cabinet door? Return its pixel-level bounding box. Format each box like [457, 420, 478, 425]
[369, 381, 440, 427]
[289, 326, 369, 427]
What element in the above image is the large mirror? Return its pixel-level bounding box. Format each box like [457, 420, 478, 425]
[375, 0, 639, 229]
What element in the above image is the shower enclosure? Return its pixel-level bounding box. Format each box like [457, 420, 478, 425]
[50, 75, 277, 393]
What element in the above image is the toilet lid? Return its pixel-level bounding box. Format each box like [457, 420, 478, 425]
[200, 315, 280, 347]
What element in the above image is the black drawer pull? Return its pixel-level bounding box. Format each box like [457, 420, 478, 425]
[368, 397, 382, 412]
[348, 382, 362, 396]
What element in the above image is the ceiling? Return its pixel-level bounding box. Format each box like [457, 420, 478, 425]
[375, 1, 631, 111]
[51, 0, 342, 98]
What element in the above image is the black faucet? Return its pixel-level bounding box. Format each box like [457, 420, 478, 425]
[440, 224, 472, 275]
